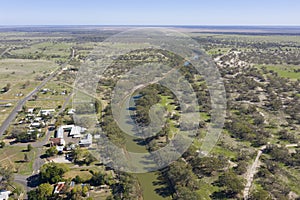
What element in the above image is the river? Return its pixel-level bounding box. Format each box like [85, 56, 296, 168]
[117, 94, 171, 200]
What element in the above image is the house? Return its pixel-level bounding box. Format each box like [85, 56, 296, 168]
[70, 181, 75, 188]
[53, 182, 65, 194]
[34, 117, 43, 122]
[61, 90, 67, 95]
[0, 104, 12, 108]
[57, 125, 86, 138]
[27, 108, 35, 114]
[79, 134, 92, 147]
[94, 134, 101, 139]
[27, 129, 36, 134]
[56, 146, 64, 152]
[31, 122, 41, 128]
[41, 88, 50, 94]
[40, 109, 55, 116]
[56, 124, 84, 138]
[56, 125, 73, 138]
[66, 143, 76, 151]
[67, 109, 76, 115]
[69, 126, 86, 138]
[0, 190, 11, 200]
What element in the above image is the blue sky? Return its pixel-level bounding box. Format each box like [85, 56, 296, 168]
[0, 0, 299, 25]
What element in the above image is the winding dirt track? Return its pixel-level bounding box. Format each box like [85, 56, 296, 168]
[243, 145, 266, 199]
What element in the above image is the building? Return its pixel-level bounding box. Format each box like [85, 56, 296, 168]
[79, 134, 92, 147]
[56, 125, 74, 139]
[27, 108, 35, 114]
[69, 126, 86, 138]
[40, 109, 55, 116]
[31, 122, 41, 128]
[0, 190, 11, 200]
[67, 109, 76, 115]
[56, 125, 85, 138]
[53, 182, 65, 194]
[56, 146, 64, 152]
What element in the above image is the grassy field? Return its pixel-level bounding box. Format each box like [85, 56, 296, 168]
[0, 59, 59, 101]
[25, 80, 72, 109]
[0, 145, 36, 175]
[9, 42, 73, 61]
[256, 64, 300, 80]
[0, 59, 57, 81]
[207, 48, 231, 55]
[0, 102, 15, 125]
[89, 190, 111, 199]
[63, 169, 93, 182]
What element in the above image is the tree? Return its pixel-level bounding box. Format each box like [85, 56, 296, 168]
[12, 129, 37, 143]
[45, 146, 58, 157]
[85, 153, 97, 165]
[90, 172, 105, 186]
[24, 154, 29, 162]
[70, 148, 96, 165]
[174, 186, 202, 200]
[82, 185, 89, 197]
[191, 156, 227, 176]
[249, 189, 272, 200]
[215, 171, 245, 197]
[27, 144, 33, 152]
[167, 161, 199, 190]
[27, 189, 40, 200]
[234, 160, 248, 175]
[38, 183, 54, 197]
[28, 183, 54, 200]
[0, 166, 14, 190]
[0, 141, 5, 148]
[70, 185, 83, 200]
[39, 163, 69, 184]
[73, 175, 84, 184]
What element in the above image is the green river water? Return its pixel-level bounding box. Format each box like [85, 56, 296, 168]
[118, 95, 170, 200]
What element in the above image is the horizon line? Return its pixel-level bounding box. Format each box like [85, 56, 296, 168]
[0, 24, 300, 27]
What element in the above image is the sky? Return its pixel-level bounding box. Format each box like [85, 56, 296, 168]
[0, 0, 299, 26]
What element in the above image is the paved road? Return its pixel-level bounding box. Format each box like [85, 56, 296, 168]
[0, 67, 62, 136]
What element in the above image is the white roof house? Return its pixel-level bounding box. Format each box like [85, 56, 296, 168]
[27, 108, 35, 113]
[56, 125, 86, 139]
[79, 134, 92, 147]
[0, 190, 11, 200]
[67, 109, 76, 115]
[31, 122, 41, 128]
[40, 109, 55, 116]
[70, 126, 85, 138]
[34, 117, 43, 122]
[56, 146, 64, 152]
[4, 103, 12, 108]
